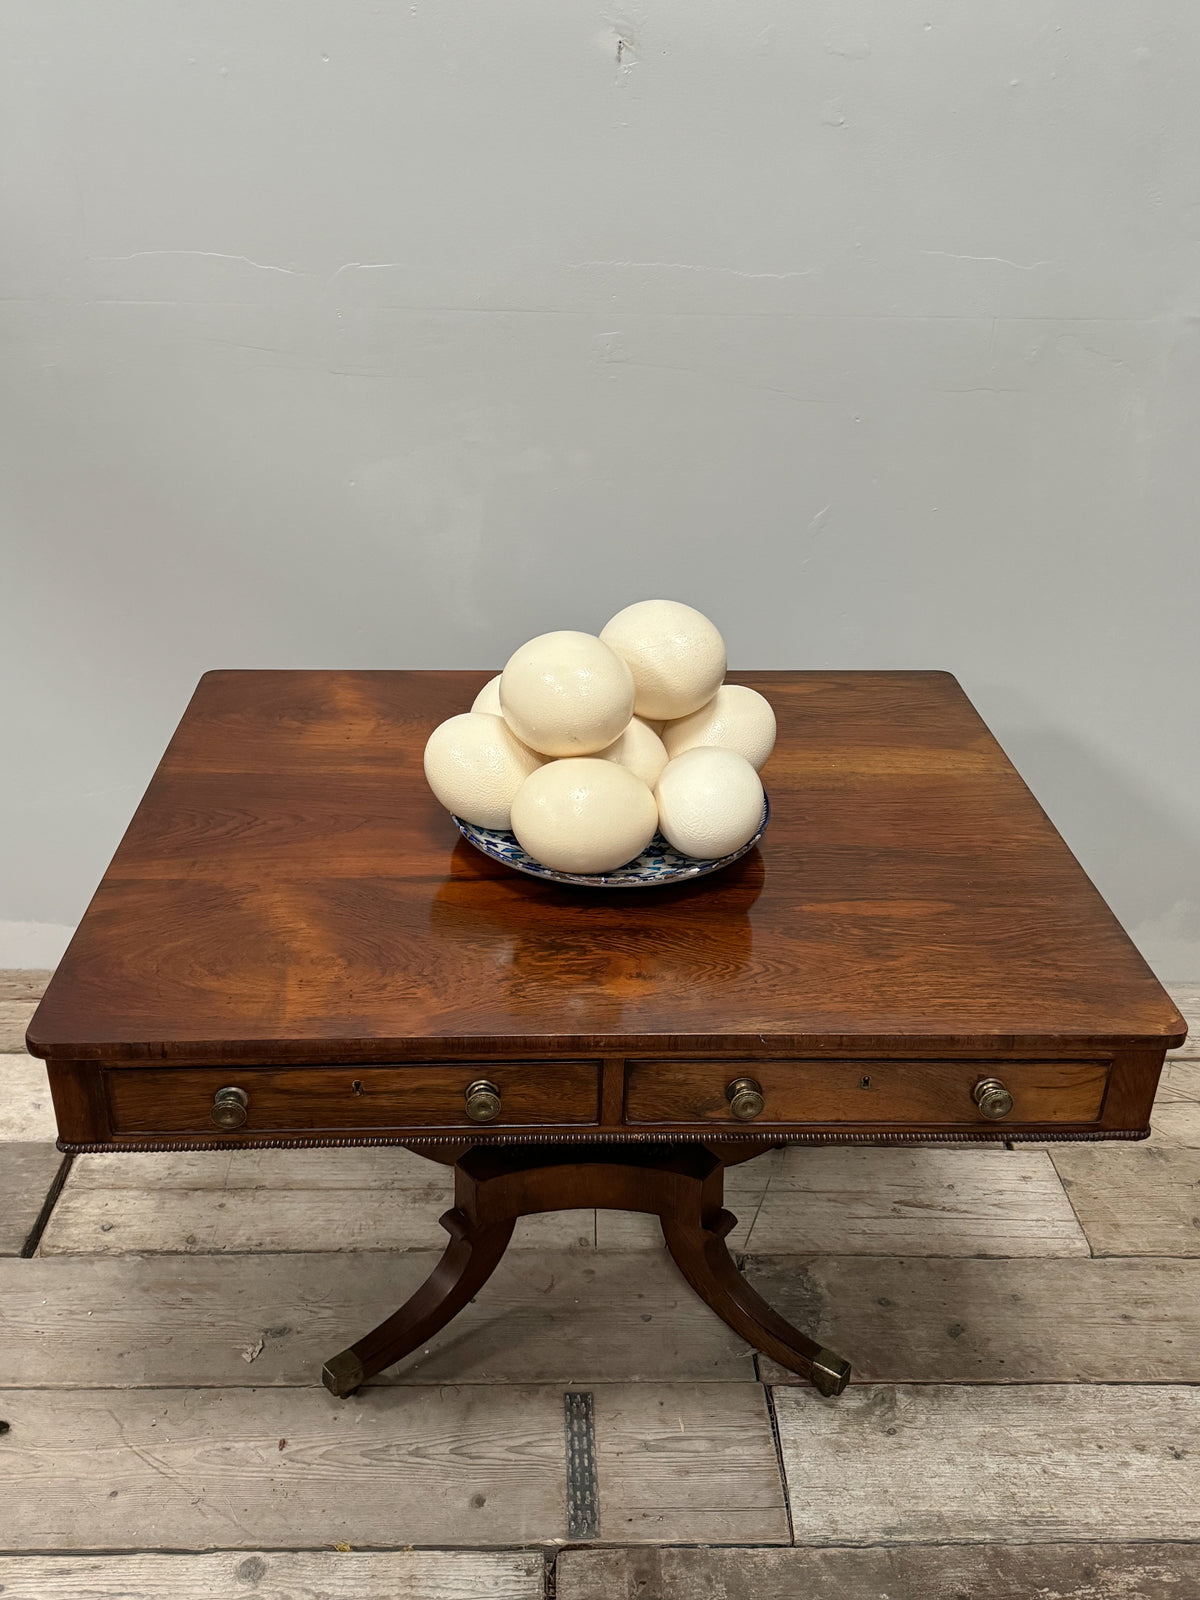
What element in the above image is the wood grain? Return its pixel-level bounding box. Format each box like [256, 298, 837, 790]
[103, 1060, 602, 1134]
[624, 1057, 1109, 1127]
[0, 1383, 783, 1549]
[0, 1142, 65, 1255]
[750, 1255, 1200, 1383]
[0, 1054, 56, 1142]
[27, 671, 1183, 1067]
[0, 971, 53, 1002]
[1147, 1099, 1200, 1148]
[1166, 984, 1198, 1057]
[743, 1148, 1088, 1257]
[1050, 1146, 1200, 1255]
[557, 1544, 1200, 1600]
[0, 1551, 544, 1599]
[39, 1146, 597, 1254]
[1155, 1060, 1200, 1101]
[594, 1151, 778, 1247]
[60, 1146, 456, 1190]
[0, 1385, 566, 1548]
[1022, 1061, 1200, 1147]
[773, 1384, 1200, 1544]
[597, 1207, 758, 1252]
[593, 1383, 788, 1545]
[0, 1250, 755, 1387]
[0, 999, 37, 1054]
[37, 1179, 595, 1255]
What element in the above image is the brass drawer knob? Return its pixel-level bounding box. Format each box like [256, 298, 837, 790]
[973, 1077, 1014, 1120]
[210, 1086, 249, 1129]
[465, 1079, 501, 1123]
[726, 1076, 765, 1122]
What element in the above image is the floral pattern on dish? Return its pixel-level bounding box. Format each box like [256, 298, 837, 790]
[453, 795, 769, 888]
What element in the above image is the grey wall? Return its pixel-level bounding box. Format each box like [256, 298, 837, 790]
[3, 1, 1198, 975]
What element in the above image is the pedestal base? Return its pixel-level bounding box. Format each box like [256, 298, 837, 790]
[321, 1141, 850, 1399]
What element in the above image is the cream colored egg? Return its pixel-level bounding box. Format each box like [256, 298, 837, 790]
[471, 674, 503, 715]
[661, 684, 777, 770]
[499, 630, 634, 757]
[599, 599, 727, 721]
[511, 758, 659, 874]
[655, 747, 765, 859]
[423, 712, 542, 830]
[596, 715, 669, 789]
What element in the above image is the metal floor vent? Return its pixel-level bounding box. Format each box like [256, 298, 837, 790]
[564, 1390, 599, 1540]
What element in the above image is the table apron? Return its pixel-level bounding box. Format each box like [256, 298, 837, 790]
[43, 1044, 1167, 1150]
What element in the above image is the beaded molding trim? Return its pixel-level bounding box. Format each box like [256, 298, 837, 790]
[59, 1126, 1150, 1154]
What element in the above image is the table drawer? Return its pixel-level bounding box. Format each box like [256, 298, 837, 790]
[623, 1058, 1110, 1128]
[104, 1062, 601, 1135]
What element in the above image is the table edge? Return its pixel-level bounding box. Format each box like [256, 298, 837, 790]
[25, 1024, 1189, 1063]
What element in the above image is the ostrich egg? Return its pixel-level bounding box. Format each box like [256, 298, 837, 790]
[654, 747, 765, 859]
[599, 599, 726, 721]
[662, 684, 776, 770]
[510, 758, 658, 873]
[596, 715, 669, 789]
[499, 631, 634, 757]
[471, 675, 503, 715]
[423, 712, 542, 830]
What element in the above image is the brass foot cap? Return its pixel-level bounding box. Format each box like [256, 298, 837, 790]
[322, 1349, 365, 1399]
[810, 1348, 851, 1398]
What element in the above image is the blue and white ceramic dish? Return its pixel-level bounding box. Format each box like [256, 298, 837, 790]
[453, 795, 769, 889]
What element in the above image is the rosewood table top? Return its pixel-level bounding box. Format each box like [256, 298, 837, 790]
[29, 668, 1184, 1077]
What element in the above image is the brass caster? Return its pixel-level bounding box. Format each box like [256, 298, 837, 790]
[810, 1347, 851, 1397]
[322, 1348, 366, 1399]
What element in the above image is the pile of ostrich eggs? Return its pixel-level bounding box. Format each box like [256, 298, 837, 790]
[423, 601, 776, 874]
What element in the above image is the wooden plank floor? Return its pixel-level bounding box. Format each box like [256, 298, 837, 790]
[743, 1146, 1088, 1257]
[39, 1148, 598, 1254]
[0, 971, 1197, 1595]
[0, 1383, 786, 1550]
[773, 1383, 1200, 1543]
[0, 1142, 64, 1255]
[0, 1053, 57, 1141]
[557, 1544, 1200, 1599]
[0, 1551, 547, 1599]
[0, 1251, 757, 1386]
[753, 1254, 1200, 1382]
[1049, 1144, 1200, 1255]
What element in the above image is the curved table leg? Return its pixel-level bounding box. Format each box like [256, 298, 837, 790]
[321, 1142, 850, 1399]
[661, 1208, 851, 1397]
[322, 1207, 515, 1397]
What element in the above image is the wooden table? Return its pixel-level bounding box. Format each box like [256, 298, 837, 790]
[28, 670, 1185, 1398]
